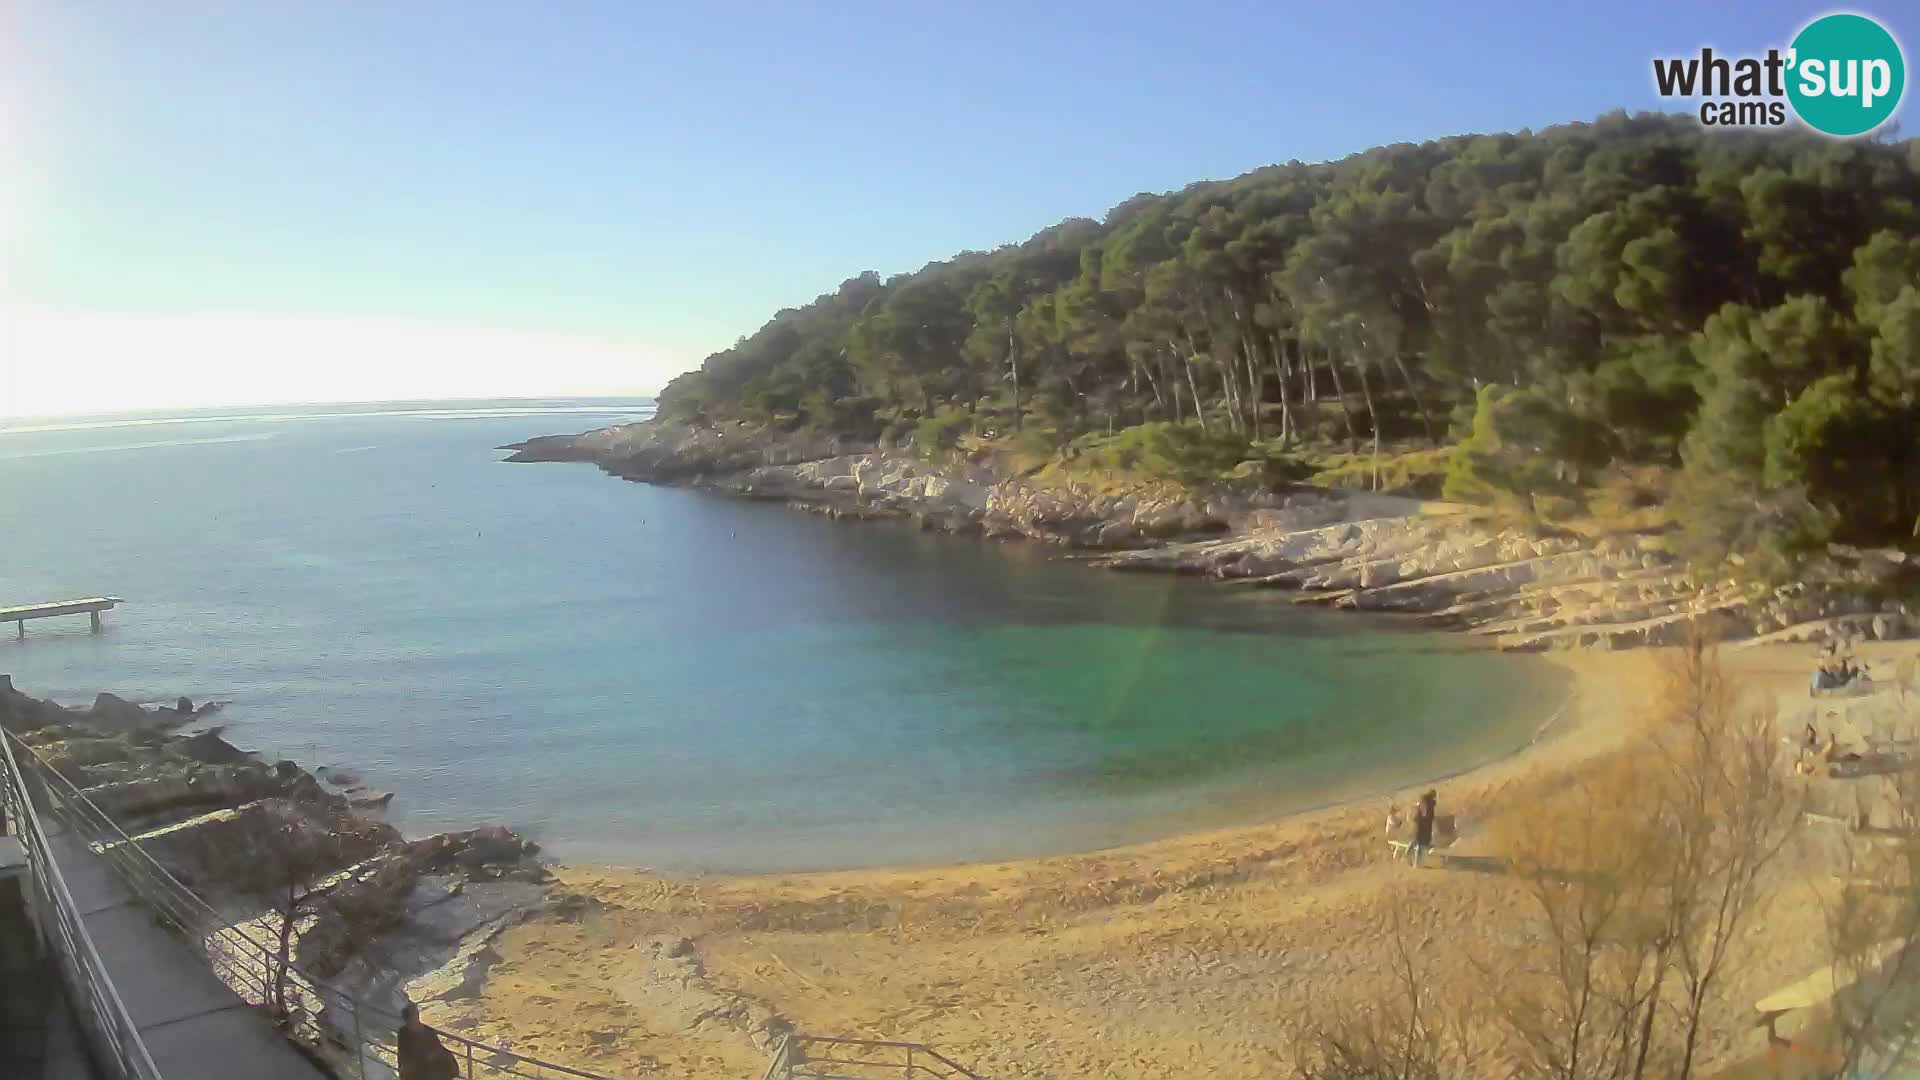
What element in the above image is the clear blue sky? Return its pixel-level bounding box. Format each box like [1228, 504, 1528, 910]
[3, 1, 1913, 412]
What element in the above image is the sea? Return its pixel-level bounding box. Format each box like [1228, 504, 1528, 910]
[0, 399, 1566, 871]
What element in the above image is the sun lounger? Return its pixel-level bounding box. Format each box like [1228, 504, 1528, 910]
[1386, 815, 1460, 864]
[1386, 838, 1454, 864]
[1813, 678, 1876, 699]
[1862, 733, 1920, 749]
[1385, 838, 1507, 874]
[1800, 813, 1920, 844]
[1756, 936, 1910, 1021]
[1827, 751, 1914, 779]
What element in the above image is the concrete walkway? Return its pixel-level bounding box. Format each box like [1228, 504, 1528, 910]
[43, 828, 329, 1080]
[2, 837, 99, 1079]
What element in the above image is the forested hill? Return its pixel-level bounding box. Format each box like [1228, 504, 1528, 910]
[658, 111, 1920, 568]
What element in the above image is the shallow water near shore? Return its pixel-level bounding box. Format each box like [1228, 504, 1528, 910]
[0, 399, 1565, 871]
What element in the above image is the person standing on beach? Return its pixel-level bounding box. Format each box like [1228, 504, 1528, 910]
[397, 1002, 459, 1080]
[1410, 790, 1437, 867]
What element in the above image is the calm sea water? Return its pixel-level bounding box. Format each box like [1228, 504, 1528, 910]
[0, 400, 1565, 871]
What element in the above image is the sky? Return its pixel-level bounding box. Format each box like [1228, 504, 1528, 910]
[2, 1, 1914, 416]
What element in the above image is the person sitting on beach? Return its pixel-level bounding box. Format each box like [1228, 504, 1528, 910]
[1385, 804, 1404, 838]
[1823, 733, 1865, 766]
[1805, 722, 1820, 754]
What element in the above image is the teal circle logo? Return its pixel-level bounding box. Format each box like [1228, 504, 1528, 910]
[1787, 13, 1905, 137]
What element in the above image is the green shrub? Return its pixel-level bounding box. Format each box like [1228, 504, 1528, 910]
[1007, 425, 1065, 459]
[1309, 447, 1452, 498]
[655, 370, 715, 423]
[1081, 422, 1253, 486]
[879, 416, 915, 448]
[1233, 455, 1315, 487]
[911, 406, 974, 457]
[1443, 385, 1608, 504]
[1581, 466, 1676, 534]
[799, 392, 882, 438]
[1531, 493, 1587, 522]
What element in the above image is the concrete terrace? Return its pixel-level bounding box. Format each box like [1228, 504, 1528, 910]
[1, 835, 97, 1080]
[46, 826, 330, 1079]
[2, 797, 328, 1080]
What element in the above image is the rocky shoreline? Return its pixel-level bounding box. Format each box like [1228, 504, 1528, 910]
[0, 677, 727, 1073]
[507, 418, 1916, 651]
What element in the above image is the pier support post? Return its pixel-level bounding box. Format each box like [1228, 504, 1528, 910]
[14, 621, 20, 639]
[89, 611, 101, 633]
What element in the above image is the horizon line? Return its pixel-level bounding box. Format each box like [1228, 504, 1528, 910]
[0, 393, 660, 427]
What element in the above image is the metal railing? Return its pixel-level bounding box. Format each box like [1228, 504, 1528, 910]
[3, 727, 628, 1080]
[8, 727, 988, 1080]
[762, 1034, 982, 1080]
[0, 725, 165, 1080]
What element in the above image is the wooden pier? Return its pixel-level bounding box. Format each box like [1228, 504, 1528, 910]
[2, 598, 123, 638]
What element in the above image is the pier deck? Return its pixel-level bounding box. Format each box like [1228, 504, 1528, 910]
[1, 599, 123, 637]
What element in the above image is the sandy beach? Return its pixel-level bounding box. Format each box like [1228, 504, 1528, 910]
[428, 642, 1919, 1079]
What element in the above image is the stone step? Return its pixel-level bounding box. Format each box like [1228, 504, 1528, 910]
[77, 769, 279, 822]
[1417, 568, 1689, 626]
[1466, 594, 1700, 638]
[110, 800, 265, 849]
[1441, 596, 1694, 635]
[1733, 613, 1901, 649]
[1337, 549, 1611, 612]
[1496, 593, 1750, 652]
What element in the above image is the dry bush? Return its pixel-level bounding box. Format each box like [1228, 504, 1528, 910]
[199, 803, 393, 1020]
[1639, 631, 1799, 1079]
[1360, 626, 1795, 1080]
[1289, 901, 1487, 1080]
[1482, 755, 1669, 1080]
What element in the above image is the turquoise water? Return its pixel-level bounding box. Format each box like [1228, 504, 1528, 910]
[0, 400, 1565, 871]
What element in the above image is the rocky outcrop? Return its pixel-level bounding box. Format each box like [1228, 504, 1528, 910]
[507, 420, 1339, 550]
[178, 729, 249, 764]
[317, 765, 363, 787]
[503, 420, 850, 484]
[85, 691, 223, 732]
[0, 676, 225, 736]
[1736, 611, 1915, 649]
[295, 826, 548, 979]
[80, 764, 295, 821]
[617, 935, 791, 1052]
[87, 692, 154, 731]
[507, 418, 1918, 653]
[0, 679, 559, 1076]
[1, 674, 89, 733]
[1085, 518, 1714, 650]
